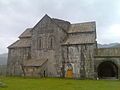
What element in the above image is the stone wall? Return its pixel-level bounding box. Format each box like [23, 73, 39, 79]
[62, 44, 95, 78]
[94, 56, 120, 79]
[31, 15, 67, 77]
[7, 47, 31, 76]
[94, 48, 120, 79]
[95, 48, 120, 57]
[24, 62, 47, 77]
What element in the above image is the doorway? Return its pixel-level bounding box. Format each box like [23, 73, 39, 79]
[97, 61, 118, 79]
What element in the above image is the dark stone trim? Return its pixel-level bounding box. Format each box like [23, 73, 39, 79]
[68, 31, 95, 34]
[94, 56, 120, 58]
[61, 43, 95, 46]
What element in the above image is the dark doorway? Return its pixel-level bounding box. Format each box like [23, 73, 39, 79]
[97, 61, 118, 79]
[43, 70, 46, 77]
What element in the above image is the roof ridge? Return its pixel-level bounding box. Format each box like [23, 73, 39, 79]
[52, 18, 70, 23]
[71, 21, 96, 25]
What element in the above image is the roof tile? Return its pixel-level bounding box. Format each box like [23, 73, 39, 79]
[8, 38, 31, 48]
[68, 21, 96, 33]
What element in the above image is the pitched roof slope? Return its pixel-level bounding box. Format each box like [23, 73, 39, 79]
[52, 18, 70, 31]
[24, 59, 48, 67]
[8, 38, 31, 48]
[68, 21, 96, 33]
[63, 33, 96, 45]
[19, 28, 32, 38]
[30, 14, 69, 33]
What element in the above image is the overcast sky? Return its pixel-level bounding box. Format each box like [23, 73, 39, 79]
[0, 0, 120, 54]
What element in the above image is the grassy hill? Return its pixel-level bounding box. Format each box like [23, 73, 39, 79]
[113, 44, 120, 48]
[0, 53, 8, 65]
[0, 77, 120, 90]
[0, 53, 7, 75]
[98, 43, 120, 48]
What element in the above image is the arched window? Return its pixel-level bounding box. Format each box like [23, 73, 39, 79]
[49, 36, 55, 49]
[37, 37, 42, 49]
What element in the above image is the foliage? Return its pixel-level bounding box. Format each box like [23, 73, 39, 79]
[0, 77, 120, 90]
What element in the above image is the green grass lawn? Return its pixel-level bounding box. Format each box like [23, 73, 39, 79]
[0, 77, 120, 90]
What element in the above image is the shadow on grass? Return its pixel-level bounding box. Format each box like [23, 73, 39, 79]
[0, 82, 7, 88]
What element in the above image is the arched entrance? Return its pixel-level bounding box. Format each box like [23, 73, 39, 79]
[65, 63, 73, 78]
[97, 61, 118, 79]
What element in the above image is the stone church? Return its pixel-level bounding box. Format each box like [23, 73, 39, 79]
[7, 14, 120, 79]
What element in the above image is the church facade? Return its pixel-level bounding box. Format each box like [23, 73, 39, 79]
[7, 15, 120, 79]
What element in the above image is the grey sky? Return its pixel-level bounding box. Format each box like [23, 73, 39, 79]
[0, 0, 120, 54]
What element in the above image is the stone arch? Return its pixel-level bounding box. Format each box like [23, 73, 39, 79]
[97, 61, 118, 79]
[48, 35, 55, 49]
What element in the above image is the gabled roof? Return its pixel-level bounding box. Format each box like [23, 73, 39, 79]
[8, 38, 31, 48]
[68, 21, 96, 33]
[30, 14, 69, 33]
[8, 14, 97, 48]
[62, 33, 96, 45]
[52, 18, 70, 32]
[19, 28, 32, 38]
[23, 59, 48, 67]
[31, 14, 50, 31]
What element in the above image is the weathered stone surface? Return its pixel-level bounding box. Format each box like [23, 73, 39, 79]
[7, 14, 120, 79]
[62, 44, 95, 78]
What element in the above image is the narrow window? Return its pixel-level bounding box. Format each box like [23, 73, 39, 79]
[50, 38, 53, 48]
[49, 36, 55, 49]
[37, 37, 42, 49]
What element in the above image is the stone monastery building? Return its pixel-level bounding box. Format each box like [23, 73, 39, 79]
[7, 14, 120, 79]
